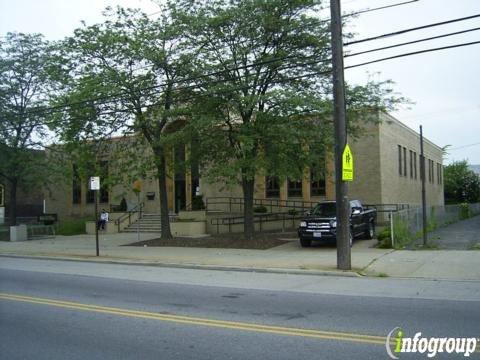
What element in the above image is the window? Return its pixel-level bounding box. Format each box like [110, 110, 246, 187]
[288, 179, 302, 197]
[265, 177, 280, 198]
[427, 159, 435, 184]
[413, 152, 417, 179]
[310, 170, 325, 197]
[409, 150, 413, 178]
[86, 186, 95, 204]
[87, 161, 109, 204]
[72, 165, 81, 204]
[403, 147, 407, 177]
[398, 145, 402, 176]
[0, 184, 4, 206]
[437, 163, 443, 185]
[99, 161, 109, 203]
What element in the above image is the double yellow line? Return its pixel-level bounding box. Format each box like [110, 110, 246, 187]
[0, 292, 386, 345]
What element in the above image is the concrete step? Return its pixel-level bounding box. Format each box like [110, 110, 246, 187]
[122, 215, 162, 233]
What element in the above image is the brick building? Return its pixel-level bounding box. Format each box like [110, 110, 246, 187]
[43, 112, 444, 219]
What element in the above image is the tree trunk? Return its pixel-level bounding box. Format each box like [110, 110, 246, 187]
[242, 177, 255, 241]
[155, 149, 173, 240]
[8, 179, 17, 226]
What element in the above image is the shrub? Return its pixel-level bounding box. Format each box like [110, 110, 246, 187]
[253, 205, 267, 213]
[192, 195, 205, 210]
[392, 218, 413, 249]
[287, 208, 298, 215]
[459, 203, 470, 220]
[119, 197, 127, 211]
[56, 218, 88, 236]
[377, 227, 392, 248]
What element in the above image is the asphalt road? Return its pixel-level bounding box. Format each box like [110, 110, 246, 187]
[1, 257, 479, 360]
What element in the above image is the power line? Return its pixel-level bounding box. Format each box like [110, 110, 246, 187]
[345, 27, 480, 57]
[344, 13, 480, 46]
[345, 40, 480, 68]
[449, 142, 480, 151]
[342, 0, 419, 19]
[1, 0, 418, 102]
[5, 38, 480, 123]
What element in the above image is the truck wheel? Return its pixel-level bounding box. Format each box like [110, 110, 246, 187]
[300, 238, 312, 247]
[365, 222, 375, 239]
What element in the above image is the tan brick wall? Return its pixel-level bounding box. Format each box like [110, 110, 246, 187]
[348, 119, 382, 205]
[376, 113, 444, 207]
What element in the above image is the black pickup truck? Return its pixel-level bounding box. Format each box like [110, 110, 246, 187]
[297, 200, 376, 247]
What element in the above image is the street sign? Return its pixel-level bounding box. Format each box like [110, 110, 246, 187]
[342, 144, 354, 181]
[89, 177, 100, 190]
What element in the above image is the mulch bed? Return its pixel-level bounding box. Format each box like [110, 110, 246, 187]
[124, 231, 298, 250]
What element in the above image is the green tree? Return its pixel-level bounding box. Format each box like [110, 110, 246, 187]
[173, 0, 404, 240]
[444, 160, 480, 204]
[54, 7, 196, 239]
[0, 33, 64, 225]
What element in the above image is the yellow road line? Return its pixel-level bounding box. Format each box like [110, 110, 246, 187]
[0, 292, 387, 345]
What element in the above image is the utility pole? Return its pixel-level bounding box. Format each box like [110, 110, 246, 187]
[330, 0, 351, 270]
[420, 125, 427, 246]
[94, 189, 99, 256]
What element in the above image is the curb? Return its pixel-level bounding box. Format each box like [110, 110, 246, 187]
[0, 253, 361, 278]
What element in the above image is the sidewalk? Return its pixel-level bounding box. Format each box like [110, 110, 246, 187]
[0, 232, 479, 280]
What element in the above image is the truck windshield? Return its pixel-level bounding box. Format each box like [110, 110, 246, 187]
[311, 203, 337, 217]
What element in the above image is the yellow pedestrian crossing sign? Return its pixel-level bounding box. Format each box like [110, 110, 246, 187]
[342, 144, 354, 181]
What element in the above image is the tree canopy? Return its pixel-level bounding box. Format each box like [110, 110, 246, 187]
[0, 32, 64, 224]
[444, 160, 480, 204]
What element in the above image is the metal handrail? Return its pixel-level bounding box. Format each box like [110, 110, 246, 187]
[114, 202, 144, 232]
[210, 211, 304, 234]
[206, 197, 318, 213]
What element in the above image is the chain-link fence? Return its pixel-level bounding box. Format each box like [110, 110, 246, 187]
[390, 203, 480, 248]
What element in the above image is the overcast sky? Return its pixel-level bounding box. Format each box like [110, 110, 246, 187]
[1, 0, 479, 164]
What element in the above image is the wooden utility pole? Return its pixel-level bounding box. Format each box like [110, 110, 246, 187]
[330, 0, 351, 269]
[420, 125, 427, 246]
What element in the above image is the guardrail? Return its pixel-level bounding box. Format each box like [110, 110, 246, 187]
[114, 202, 144, 232]
[210, 211, 304, 234]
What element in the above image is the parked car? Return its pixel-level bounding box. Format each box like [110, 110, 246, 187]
[297, 200, 376, 247]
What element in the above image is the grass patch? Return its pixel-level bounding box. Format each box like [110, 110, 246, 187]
[411, 242, 440, 250]
[55, 218, 89, 236]
[376, 228, 392, 248]
[377, 272, 388, 278]
[0, 226, 9, 241]
[470, 243, 480, 250]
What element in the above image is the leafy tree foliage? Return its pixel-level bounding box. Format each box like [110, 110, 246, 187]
[172, 0, 405, 239]
[444, 160, 480, 204]
[0, 33, 64, 224]
[55, 7, 196, 239]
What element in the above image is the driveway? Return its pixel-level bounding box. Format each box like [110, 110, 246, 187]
[415, 215, 480, 249]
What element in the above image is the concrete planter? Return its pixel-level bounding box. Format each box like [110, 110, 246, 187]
[171, 221, 206, 237]
[10, 225, 28, 242]
[178, 210, 206, 221]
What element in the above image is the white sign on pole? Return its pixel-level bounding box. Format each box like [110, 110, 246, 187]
[89, 177, 100, 190]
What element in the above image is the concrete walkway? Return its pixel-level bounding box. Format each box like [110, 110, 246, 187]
[1, 232, 479, 281]
[412, 215, 480, 249]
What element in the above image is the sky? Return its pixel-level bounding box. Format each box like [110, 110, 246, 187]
[1, 0, 479, 164]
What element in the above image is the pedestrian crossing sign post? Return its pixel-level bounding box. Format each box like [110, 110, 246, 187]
[342, 144, 354, 181]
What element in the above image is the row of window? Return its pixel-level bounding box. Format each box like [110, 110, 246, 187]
[265, 172, 326, 198]
[72, 164, 109, 204]
[397, 145, 442, 185]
